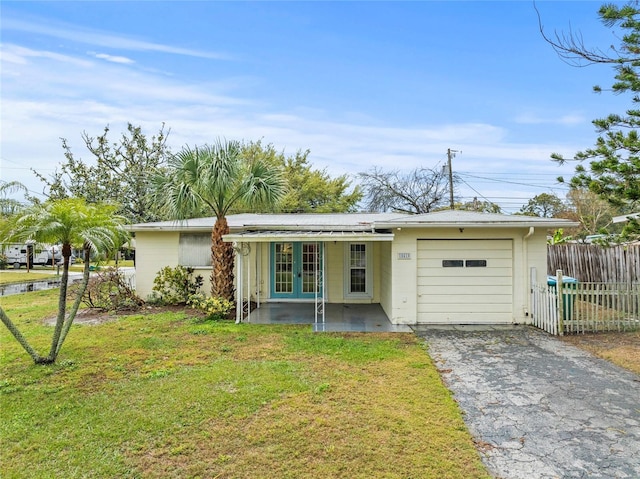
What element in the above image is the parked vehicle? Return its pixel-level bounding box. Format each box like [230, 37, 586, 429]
[1, 243, 62, 269]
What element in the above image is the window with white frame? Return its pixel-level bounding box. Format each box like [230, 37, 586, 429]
[179, 233, 211, 266]
[344, 242, 372, 298]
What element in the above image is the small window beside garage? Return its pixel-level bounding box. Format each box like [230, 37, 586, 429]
[465, 260, 487, 268]
[442, 260, 464, 268]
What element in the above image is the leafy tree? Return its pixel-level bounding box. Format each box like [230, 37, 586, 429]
[519, 193, 566, 218]
[0, 198, 128, 364]
[358, 166, 454, 214]
[279, 152, 362, 213]
[540, 3, 640, 208]
[152, 140, 285, 301]
[33, 123, 171, 223]
[241, 141, 362, 213]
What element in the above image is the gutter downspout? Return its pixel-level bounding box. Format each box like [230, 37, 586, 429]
[522, 227, 534, 322]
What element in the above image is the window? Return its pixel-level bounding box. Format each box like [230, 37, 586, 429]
[345, 243, 372, 298]
[179, 233, 211, 266]
[465, 260, 487, 268]
[442, 259, 488, 268]
[442, 260, 464, 268]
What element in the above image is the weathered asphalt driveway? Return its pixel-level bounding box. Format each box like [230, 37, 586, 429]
[413, 325, 640, 479]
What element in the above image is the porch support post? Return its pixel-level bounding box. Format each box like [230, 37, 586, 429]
[235, 244, 243, 324]
[322, 241, 325, 323]
[256, 244, 261, 308]
[314, 241, 325, 324]
[246, 242, 251, 322]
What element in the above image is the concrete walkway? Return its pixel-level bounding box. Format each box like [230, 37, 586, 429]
[413, 325, 640, 479]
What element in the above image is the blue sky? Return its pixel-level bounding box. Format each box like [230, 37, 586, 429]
[0, 1, 629, 213]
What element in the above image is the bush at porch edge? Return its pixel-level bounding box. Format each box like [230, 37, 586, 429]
[187, 294, 234, 321]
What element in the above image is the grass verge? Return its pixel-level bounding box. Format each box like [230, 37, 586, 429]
[561, 330, 640, 375]
[0, 271, 59, 285]
[0, 289, 489, 479]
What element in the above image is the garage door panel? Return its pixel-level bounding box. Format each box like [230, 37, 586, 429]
[418, 275, 513, 286]
[417, 240, 513, 253]
[418, 303, 512, 314]
[418, 268, 512, 280]
[420, 285, 512, 296]
[418, 257, 513, 268]
[418, 296, 512, 308]
[417, 239, 513, 324]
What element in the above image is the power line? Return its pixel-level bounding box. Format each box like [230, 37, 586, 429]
[458, 172, 570, 190]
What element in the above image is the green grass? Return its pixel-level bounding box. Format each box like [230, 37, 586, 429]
[0, 290, 490, 479]
[0, 271, 59, 285]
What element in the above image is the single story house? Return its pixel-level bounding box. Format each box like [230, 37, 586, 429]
[129, 210, 576, 325]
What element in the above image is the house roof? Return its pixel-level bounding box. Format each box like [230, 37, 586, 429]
[128, 213, 407, 233]
[222, 230, 395, 243]
[128, 210, 578, 234]
[376, 210, 579, 229]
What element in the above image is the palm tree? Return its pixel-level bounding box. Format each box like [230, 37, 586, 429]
[0, 198, 128, 364]
[0, 180, 28, 217]
[153, 139, 285, 300]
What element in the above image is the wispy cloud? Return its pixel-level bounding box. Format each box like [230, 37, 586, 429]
[1, 38, 577, 210]
[515, 112, 586, 126]
[91, 52, 135, 65]
[2, 17, 230, 60]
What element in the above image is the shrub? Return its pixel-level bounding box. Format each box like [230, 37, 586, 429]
[0, 253, 7, 270]
[152, 266, 203, 305]
[187, 294, 234, 321]
[68, 267, 144, 312]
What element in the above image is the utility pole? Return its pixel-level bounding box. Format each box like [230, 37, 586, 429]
[447, 148, 459, 210]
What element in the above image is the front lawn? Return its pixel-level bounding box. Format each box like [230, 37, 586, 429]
[561, 330, 640, 375]
[0, 270, 58, 285]
[0, 289, 489, 479]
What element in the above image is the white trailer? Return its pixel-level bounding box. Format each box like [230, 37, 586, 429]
[2, 243, 62, 269]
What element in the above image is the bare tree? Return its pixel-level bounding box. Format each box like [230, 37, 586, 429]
[535, 2, 634, 67]
[358, 166, 454, 214]
[563, 188, 616, 238]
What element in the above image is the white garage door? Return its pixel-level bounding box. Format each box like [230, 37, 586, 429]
[417, 239, 513, 323]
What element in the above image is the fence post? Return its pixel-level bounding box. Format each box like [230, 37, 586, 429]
[556, 269, 564, 336]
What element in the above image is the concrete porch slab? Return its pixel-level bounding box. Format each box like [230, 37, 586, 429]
[243, 302, 413, 333]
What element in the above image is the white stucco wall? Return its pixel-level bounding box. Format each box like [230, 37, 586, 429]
[134, 231, 180, 300]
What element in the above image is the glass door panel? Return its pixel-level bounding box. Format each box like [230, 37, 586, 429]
[302, 243, 319, 294]
[271, 242, 321, 298]
[274, 242, 293, 294]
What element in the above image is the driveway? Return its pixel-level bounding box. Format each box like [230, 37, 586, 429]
[413, 325, 640, 479]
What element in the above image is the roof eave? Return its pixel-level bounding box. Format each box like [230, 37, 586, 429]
[378, 221, 580, 229]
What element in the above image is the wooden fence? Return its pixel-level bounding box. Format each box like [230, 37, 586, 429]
[532, 269, 640, 335]
[547, 243, 640, 283]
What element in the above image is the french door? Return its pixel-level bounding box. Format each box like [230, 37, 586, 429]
[271, 242, 321, 299]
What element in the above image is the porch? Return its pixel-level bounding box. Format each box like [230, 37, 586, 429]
[241, 302, 413, 332]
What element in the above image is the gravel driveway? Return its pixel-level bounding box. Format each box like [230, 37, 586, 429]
[413, 325, 640, 479]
